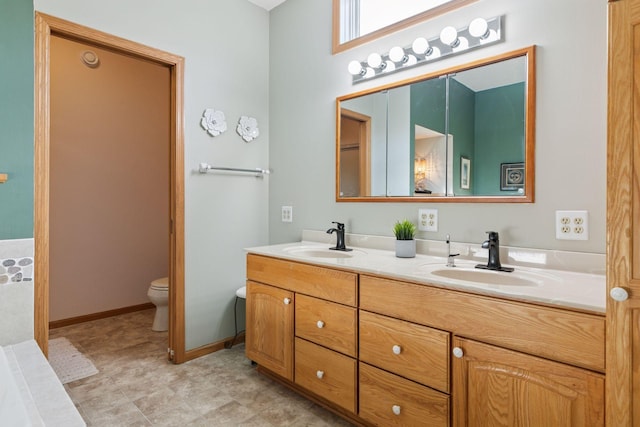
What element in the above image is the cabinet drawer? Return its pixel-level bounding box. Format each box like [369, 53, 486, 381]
[296, 294, 357, 357]
[360, 275, 605, 372]
[360, 310, 449, 392]
[247, 254, 357, 305]
[294, 338, 357, 413]
[359, 362, 449, 427]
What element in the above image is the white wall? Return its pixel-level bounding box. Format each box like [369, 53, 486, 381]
[35, 0, 270, 350]
[269, 0, 607, 253]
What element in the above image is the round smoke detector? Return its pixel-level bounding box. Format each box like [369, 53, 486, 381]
[80, 50, 100, 68]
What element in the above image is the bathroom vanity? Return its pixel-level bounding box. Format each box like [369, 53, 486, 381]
[245, 239, 605, 426]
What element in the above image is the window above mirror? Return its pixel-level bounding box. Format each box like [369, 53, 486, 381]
[333, 0, 478, 54]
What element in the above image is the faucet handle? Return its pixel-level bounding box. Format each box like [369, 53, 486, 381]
[332, 221, 345, 230]
[486, 231, 499, 240]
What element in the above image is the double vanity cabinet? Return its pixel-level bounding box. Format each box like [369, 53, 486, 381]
[245, 252, 605, 426]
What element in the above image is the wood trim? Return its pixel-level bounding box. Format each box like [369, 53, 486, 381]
[332, 0, 478, 55]
[49, 303, 154, 329]
[606, 0, 635, 425]
[34, 13, 51, 357]
[33, 13, 185, 364]
[183, 334, 245, 362]
[335, 46, 536, 203]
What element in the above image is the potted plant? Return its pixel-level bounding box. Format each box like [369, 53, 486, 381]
[393, 219, 417, 258]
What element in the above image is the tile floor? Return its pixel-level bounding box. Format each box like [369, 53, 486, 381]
[50, 309, 353, 426]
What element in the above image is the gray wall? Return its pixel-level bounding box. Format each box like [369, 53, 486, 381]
[268, 0, 607, 253]
[34, 0, 270, 350]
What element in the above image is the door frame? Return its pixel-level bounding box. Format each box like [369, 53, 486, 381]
[34, 12, 186, 363]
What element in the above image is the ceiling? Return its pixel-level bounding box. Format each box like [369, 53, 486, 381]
[247, 0, 287, 11]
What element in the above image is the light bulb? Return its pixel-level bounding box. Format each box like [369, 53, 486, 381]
[364, 67, 375, 78]
[440, 26, 459, 47]
[453, 37, 469, 52]
[412, 37, 430, 55]
[389, 46, 406, 63]
[425, 46, 441, 60]
[367, 52, 382, 68]
[405, 55, 417, 66]
[348, 60, 364, 75]
[384, 60, 396, 72]
[469, 18, 489, 39]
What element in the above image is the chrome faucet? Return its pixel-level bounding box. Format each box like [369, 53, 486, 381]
[327, 222, 352, 251]
[446, 234, 459, 267]
[475, 231, 513, 272]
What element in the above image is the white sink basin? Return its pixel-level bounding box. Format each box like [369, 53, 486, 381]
[282, 246, 363, 259]
[429, 268, 538, 287]
[417, 262, 562, 288]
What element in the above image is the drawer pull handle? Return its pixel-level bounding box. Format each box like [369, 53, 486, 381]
[316, 370, 324, 379]
[610, 287, 629, 302]
[392, 405, 401, 416]
[453, 347, 464, 358]
[283, 297, 291, 305]
[317, 320, 325, 329]
[392, 345, 402, 355]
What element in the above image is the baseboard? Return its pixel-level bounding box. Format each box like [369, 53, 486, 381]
[183, 333, 245, 362]
[49, 303, 155, 329]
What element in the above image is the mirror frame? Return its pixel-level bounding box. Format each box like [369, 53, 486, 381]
[332, 0, 478, 54]
[335, 46, 536, 203]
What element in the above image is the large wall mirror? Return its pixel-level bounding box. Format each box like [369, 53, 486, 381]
[336, 46, 536, 203]
[333, 0, 478, 54]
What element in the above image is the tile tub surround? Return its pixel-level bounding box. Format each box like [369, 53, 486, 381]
[0, 239, 35, 345]
[247, 231, 606, 314]
[0, 238, 34, 284]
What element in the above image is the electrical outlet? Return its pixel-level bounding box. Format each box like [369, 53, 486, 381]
[281, 206, 293, 223]
[418, 209, 438, 232]
[555, 210, 588, 240]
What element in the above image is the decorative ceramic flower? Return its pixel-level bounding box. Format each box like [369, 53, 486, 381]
[236, 116, 260, 142]
[200, 109, 227, 137]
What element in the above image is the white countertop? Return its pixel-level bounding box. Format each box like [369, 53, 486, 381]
[246, 240, 606, 314]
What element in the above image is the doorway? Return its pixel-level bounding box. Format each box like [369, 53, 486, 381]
[340, 108, 371, 197]
[34, 13, 186, 363]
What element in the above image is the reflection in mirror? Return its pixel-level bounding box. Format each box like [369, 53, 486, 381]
[336, 46, 535, 203]
[333, 0, 477, 53]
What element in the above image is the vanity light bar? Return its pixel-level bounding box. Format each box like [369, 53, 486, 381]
[348, 16, 503, 84]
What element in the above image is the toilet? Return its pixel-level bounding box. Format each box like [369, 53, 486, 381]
[147, 277, 169, 331]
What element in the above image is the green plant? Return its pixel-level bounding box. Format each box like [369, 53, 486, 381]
[393, 219, 416, 240]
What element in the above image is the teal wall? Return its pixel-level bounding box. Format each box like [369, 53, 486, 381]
[410, 78, 445, 192]
[473, 82, 525, 196]
[410, 78, 524, 196]
[0, 0, 34, 239]
[449, 79, 475, 195]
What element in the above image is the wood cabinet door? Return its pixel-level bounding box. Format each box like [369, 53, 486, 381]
[607, 1, 640, 425]
[452, 337, 604, 427]
[245, 281, 294, 380]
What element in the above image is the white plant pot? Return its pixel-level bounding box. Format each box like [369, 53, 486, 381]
[395, 239, 416, 258]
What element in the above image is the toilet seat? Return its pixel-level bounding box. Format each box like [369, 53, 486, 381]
[150, 277, 168, 291]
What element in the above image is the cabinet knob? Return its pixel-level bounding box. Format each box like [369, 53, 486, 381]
[392, 345, 402, 355]
[453, 347, 464, 358]
[392, 405, 401, 416]
[316, 370, 324, 379]
[283, 297, 291, 305]
[316, 320, 325, 329]
[610, 287, 629, 302]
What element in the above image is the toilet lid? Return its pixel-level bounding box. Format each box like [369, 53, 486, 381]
[150, 277, 169, 290]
